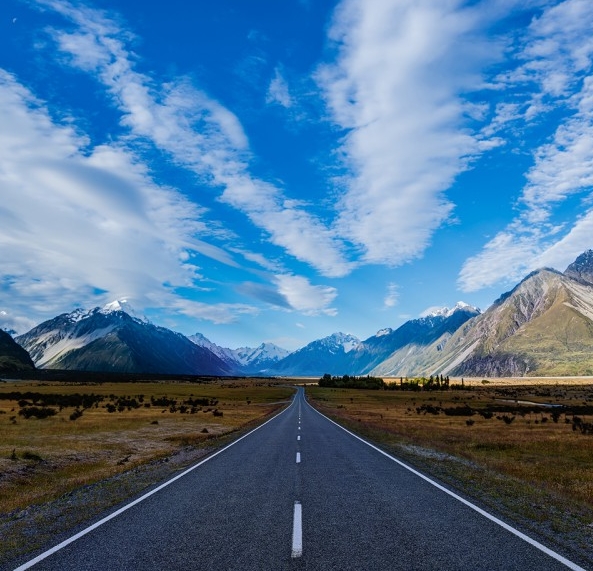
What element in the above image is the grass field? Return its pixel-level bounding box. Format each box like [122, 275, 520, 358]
[0, 378, 294, 515]
[306, 378, 593, 546]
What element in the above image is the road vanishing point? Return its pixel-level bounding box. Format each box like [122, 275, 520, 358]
[8, 388, 589, 570]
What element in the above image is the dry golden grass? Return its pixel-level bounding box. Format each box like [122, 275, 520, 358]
[385, 375, 593, 386]
[0, 378, 293, 514]
[307, 382, 593, 522]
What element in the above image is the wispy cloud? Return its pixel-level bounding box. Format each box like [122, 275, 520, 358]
[459, 0, 593, 291]
[383, 283, 399, 309]
[274, 274, 338, 316]
[165, 297, 259, 324]
[266, 67, 293, 108]
[318, 0, 500, 266]
[39, 0, 352, 278]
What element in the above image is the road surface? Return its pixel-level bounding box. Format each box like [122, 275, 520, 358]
[8, 388, 589, 570]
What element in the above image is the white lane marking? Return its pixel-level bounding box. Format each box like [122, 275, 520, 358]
[298, 426, 301, 430]
[291, 501, 303, 558]
[297, 435, 301, 441]
[308, 403, 586, 571]
[14, 394, 299, 571]
[296, 452, 301, 463]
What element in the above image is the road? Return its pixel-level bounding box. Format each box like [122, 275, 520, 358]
[8, 387, 589, 570]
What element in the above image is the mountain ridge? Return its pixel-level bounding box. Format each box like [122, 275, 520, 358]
[6, 250, 593, 377]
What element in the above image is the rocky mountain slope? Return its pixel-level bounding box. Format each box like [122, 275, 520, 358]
[352, 303, 480, 375]
[16, 304, 234, 375]
[417, 254, 593, 377]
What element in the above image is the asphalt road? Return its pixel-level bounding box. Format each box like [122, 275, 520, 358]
[9, 388, 589, 570]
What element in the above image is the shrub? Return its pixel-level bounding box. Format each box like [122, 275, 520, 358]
[18, 406, 57, 420]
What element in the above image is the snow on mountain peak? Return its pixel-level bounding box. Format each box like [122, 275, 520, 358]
[100, 299, 148, 322]
[423, 301, 480, 319]
[376, 328, 393, 337]
[187, 334, 290, 369]
[324, 332, 360, 353]
[102, 299, 130, 313]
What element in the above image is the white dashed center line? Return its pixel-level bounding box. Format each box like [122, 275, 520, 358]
[291, 501, 303, 558]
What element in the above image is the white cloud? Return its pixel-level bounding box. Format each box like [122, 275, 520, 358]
[165, 297, 259, 325]
[514, 0, 593, 100]
[40, 0, 352, 278]
[266, 67, 293, 108]
[274, 274, 338, 315]
[0, 310, 36, 334]
[383, 283, 399, 309]
[318, 0, 499, 267]
[458, 227, 544, 292]
[459, 0, 593, 292]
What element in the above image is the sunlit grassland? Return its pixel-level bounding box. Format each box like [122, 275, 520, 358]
[0, 379, 294, 514]
[306, 380, 593, 537]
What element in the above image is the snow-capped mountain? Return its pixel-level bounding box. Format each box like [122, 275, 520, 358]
[349, 303, 481, 376]
[16, 302, 234, 375]
[188, 333, 290, 374]
[424, 301, 478, 319]
[232, 343, 291, 373]
[268, 332, 361, 376]
[100, 299, 149, 322]
[188, 332, 237, 363]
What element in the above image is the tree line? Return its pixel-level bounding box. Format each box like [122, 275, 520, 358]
[318, 373, 457, 391]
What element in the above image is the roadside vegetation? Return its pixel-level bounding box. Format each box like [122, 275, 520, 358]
[307, 378, 593, 558]
[0, 378, 292, 515]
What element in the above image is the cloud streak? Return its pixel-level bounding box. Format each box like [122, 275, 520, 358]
[318, 0, 497, 266]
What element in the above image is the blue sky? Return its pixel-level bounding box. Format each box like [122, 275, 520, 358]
[2, 0, 593, 351]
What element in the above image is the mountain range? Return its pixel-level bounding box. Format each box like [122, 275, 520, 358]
[3, 250, 593, 377]
[187, 332, 290, 374]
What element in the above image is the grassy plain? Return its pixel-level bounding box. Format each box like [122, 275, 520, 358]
[0, 378, 293, 515]
[306, 377, 593, 552]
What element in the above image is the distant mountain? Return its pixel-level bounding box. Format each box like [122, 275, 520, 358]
[268, 332, 361, 376]
[188, 333, 290, 374]
[187, 332, 237, 363]
[0, 329, 35, 372]
[358, 302, 481, 376]
[16, 302, 234, 375]
[232, 343, 291, 373]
